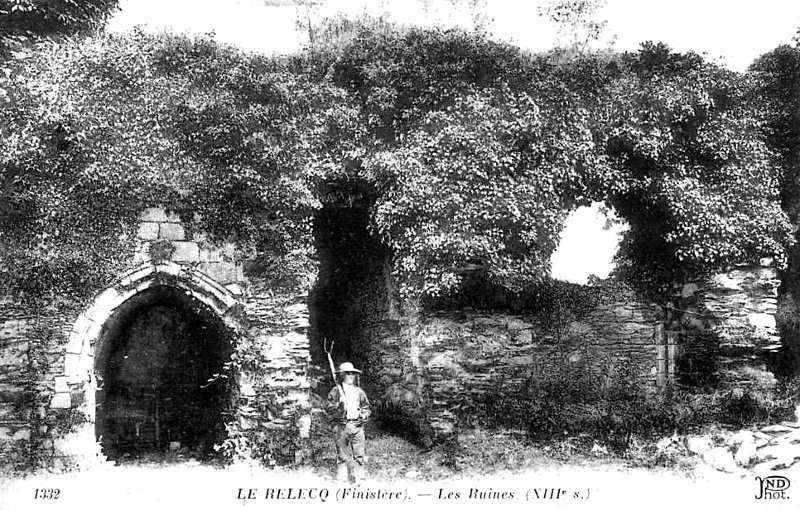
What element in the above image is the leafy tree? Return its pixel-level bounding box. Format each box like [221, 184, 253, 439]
[0, 0, 119, 51]
[0, 31, 359, 300]
[749, 43, 800, 375]
[601, 43, 793, 297]
[538, 0, 612, 51]
[0, 22, 793, 310]
[310, 23, 620, 302]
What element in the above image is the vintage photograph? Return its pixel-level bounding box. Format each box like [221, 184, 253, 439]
[1, 1, 800, 508]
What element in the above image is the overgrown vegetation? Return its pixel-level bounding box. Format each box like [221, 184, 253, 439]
[3, 6, 800, 470]
[462, 357, 800, 454]
[0, 0, 119, 53]
[1, 21, 793, 307]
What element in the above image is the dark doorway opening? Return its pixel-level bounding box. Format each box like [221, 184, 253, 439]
[94, 285, 234, 463]
[308, 194, 389, 374]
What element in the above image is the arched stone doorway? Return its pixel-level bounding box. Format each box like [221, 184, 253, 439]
[94, 285, 235, 461]
[57, 262, 244, 464]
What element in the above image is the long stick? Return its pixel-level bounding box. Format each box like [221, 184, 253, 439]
[323, 337, 343, 396]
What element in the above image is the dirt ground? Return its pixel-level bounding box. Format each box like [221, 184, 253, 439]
[1, 429, 796, 510]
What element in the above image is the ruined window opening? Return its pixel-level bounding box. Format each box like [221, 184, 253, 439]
[93, 285, 235, 463]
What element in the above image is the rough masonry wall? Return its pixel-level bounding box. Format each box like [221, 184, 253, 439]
[0, 298, 87, 471]
[676, 265, 781, 391]
[372, 293, 660, 438]
[137, 207, 312, 452]
[0, 207, 312, 470]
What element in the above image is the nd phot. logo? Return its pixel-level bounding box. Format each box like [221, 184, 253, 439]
[755, 476, 790, 500]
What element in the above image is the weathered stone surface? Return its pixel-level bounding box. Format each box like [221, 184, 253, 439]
[703, 447, 738, 472]
[371, 293, 660, 437]
[50, 393, 71, 409]
[199, 247, 224, 263]
[734, 440, 758, 466]
[140, 207, 168, 222]
[1, 319, 32, 340]
[169, 241, 200, 263]
[762, 424, 796, 435]
[676, 266, 782, 392]
[136, 222, 159, 240]
[159, 222, 186, 241]
[686, 436, 713, 455]
[0, 339, 28, 360]
[199, 262, 238, 284]
[0, 426, 30, 441]
[54, 376, 69, 393]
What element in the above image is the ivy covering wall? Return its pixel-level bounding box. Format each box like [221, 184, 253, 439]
[0, 25, 792, 310]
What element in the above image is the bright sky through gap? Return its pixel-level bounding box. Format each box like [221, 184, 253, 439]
[107, 0, 800, 284]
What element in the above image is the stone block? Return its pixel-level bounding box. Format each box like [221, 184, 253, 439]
[159, 222, 186, 241]
[63, 353, 82, 378]
[298, 415, 311, 438]
[199, 262, 237, 284]
[199, 247, 223, 263]
[119, 265, 157, 288]
[136, 222, 159, 240]
[505, 318, 528, 330]
[681, 283, 700, 297]
[51, 392, 71, 409]
[169, 242, 199, 263]
[225, 283, 244, 296]
[0, 426, 30, 441]
[516, 330, 533, 343]
[133, 247, 151, 264]
[54, 376, 70, 393]
[702, 447, 737, 473]
[748, 313, 775, 329]
[140, 207, 168, 222]
[508, 355, 534, 366]
[154, 262, 181, 276]
[70, 315, 95, 345]
[734, 439, 757, 466]
[686, 436, 712, 454]
[0, 344, 27, 366]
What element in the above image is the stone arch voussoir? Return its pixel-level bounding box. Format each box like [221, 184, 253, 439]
[63, 262, 242, 384]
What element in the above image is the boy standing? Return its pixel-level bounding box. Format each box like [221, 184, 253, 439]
[326, 362, 370, 483]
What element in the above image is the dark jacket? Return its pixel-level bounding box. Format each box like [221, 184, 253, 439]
[326, 384, 371, 426]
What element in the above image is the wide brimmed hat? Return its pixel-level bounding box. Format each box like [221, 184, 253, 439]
[337, 362, 362, 374]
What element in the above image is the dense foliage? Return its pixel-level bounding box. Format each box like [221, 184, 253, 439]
[603, 43, 793, 296]
[750, 44, 800, 374]
[0, 0, 118, 50]
[0, 22, 795, 305]
[0, 31, 357, 300]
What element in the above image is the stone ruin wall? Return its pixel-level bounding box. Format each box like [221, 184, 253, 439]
[366, 266, 786, 440]
[0, 207, 312, 470]
[674, 265, 782, 392]
[0, 204, 790, 470]
[369, 295, 662, 438]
